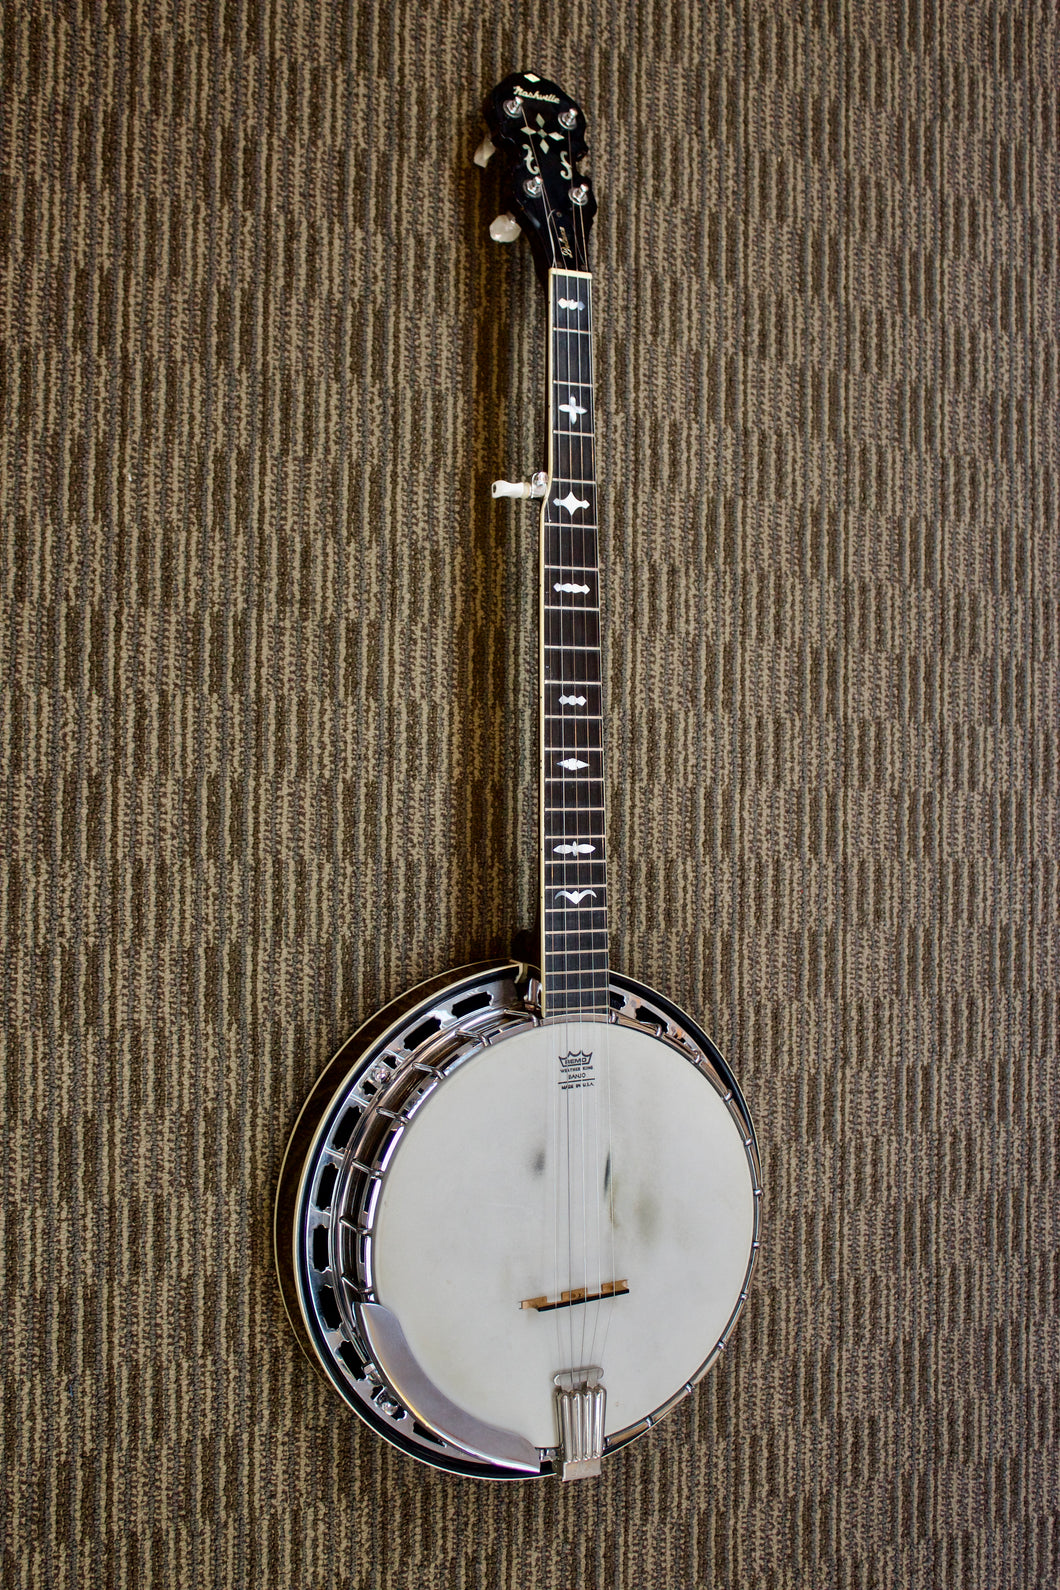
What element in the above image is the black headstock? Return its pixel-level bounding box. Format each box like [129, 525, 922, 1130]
[483, 72, 596, 283]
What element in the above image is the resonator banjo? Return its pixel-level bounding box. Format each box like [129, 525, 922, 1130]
[275, 72, 761, 1480]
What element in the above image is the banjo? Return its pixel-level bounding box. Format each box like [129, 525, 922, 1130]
[274, 71, 761, 1481]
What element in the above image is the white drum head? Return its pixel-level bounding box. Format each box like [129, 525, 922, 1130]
[372, 1020, 757, 1450]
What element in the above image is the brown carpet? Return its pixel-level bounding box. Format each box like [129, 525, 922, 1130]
[2, 2, 1058, 1586]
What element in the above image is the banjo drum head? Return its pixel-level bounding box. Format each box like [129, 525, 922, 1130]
[368, 1015, 758, 1453]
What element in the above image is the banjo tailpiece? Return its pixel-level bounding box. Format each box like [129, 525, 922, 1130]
[554, 1367, 606, 1480]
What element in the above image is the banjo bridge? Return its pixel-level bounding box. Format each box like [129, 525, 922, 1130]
[520, 1279, 629, 1313]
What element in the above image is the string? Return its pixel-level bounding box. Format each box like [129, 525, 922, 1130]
[550, 113, 583, 1378]
[524, 98, 617, 1387]
[564, 119, 617, 1378]
[524, 102, 573, 1377]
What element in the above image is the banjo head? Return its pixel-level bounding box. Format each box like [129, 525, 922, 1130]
[275, 962, 761, 1479]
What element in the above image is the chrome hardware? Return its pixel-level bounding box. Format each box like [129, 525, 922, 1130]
[492, 472, 547, 501]
[359, 1303, 540, 1473]
[570, 184, 590, 206]
[523, 176, 543, 198]
[503, 97, 522, 118]
[489, 213, 522, 244]
[554, 1366, 606, 1481]
[559, 108, 577, 129]
[473, 136, 496, 168]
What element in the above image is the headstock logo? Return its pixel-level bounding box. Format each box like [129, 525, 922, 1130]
[558, 226, 573, 260]
[516, 84, 561, 105]
[558, 1050, 594, 1090]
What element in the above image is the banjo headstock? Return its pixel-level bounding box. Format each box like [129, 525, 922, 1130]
[482, 72, 596, 281]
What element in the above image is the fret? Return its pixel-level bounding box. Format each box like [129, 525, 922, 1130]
[543, 784, 605, 810]
[545, 969, 609, 980]
[543, 808, 605, 839]
[544, 973, 611, 990]
[543, 612, 600, 648]
[544, 973, 610, 987]
[544, 934, 609, 952]
[545, 962, 609, 975]
[545, 854, 607, 871]
[543, 1005, 611, 1022]
[544, 981, 611, 996]
[544, 721, 602, 749]
[544, 528, 598, 564]
[544, 994, 610, 1004]
[543, 654, 601, 684]
[553, 344, 592, 385]
[552, 461, 596, 484]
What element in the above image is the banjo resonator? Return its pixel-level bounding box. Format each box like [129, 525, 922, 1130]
[274, 73, 762, 1482]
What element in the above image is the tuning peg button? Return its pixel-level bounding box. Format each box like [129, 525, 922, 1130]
[492, 472, 548, 501]
[489, 213, 522, 244]
[473, 137, 496, 168]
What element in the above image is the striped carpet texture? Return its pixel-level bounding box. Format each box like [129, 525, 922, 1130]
[2, 2, 1058, 1586]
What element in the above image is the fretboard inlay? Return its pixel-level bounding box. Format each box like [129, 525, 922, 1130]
[557, 490, 589, 516]
[558, 395, 587, 424]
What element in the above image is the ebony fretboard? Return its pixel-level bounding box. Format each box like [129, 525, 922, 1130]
[540, 269, 609, 1022]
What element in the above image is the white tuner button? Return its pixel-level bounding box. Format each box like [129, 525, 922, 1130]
[473, 137, 496, 168]
[492, 473, 548, 501]
[489, 213, 522, 243]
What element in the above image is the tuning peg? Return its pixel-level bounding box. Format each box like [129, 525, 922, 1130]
[492, 472, 548, 501]
[489, 213, 522, 244]
[473, 136, 496, 168]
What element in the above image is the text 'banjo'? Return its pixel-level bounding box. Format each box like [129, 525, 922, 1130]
[274, 72, 761, 1481]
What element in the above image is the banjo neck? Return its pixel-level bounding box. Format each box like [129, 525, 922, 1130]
[539, 267, 610, 1022]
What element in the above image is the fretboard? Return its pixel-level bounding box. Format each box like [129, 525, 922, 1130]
[540, 269, 609, 1022]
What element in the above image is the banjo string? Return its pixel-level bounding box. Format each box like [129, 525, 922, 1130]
[531, 105, 575, 1374]
[532, 100, 617, 1383]
[560, 132, 595, 1374]
[579, 148, 615, 1374]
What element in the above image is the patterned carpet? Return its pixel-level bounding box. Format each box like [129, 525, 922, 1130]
[2, 2, 1057, 1586]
